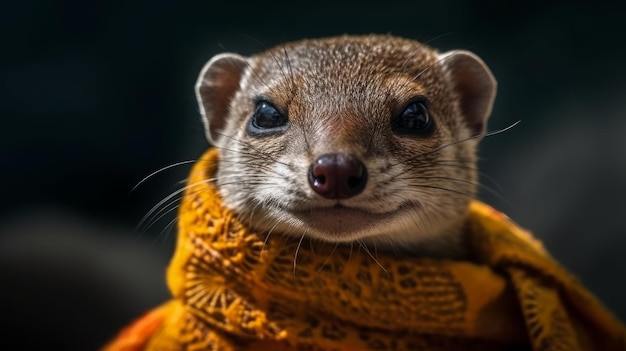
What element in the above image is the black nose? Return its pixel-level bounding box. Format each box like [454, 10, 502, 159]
[308, 153, 368, 199]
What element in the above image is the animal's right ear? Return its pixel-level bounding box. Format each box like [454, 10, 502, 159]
[195, 53, 248, 146]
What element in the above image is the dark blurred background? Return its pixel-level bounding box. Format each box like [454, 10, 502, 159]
[2, 1, 625, 349]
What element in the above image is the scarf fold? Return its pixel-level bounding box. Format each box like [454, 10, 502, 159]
[104, 148, 626, 351]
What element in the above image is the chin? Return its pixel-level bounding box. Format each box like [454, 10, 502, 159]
[282, 205, 434, 245]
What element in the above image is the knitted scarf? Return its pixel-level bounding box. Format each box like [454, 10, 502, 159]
[104, 148, 626, 351]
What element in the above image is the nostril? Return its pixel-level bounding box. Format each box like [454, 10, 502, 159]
[308, 153, 368, 199]
[342, 159, 367, 196]
[347, 175, 362, 189]
[312, 175, 326, 186]
[308, 156, 335, 197]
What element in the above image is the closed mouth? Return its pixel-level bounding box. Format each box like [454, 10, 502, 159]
[286, 202, 418, 241]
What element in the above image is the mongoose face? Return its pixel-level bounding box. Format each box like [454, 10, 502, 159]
[196, 35, 496, 253]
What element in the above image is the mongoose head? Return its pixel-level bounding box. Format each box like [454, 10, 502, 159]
[195, 35, 496, 254]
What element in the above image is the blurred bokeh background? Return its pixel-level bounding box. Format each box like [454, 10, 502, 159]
[2, 1, 625, 349]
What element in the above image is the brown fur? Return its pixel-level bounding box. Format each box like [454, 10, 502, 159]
[195, 34, 496, 258]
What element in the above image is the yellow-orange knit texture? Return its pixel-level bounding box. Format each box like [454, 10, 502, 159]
[104, 148, 626, 351]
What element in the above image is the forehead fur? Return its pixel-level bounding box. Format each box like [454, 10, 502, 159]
[256, 35, 439, 74]
[239, 35, 458, 146]
[243, 35, 447, 103]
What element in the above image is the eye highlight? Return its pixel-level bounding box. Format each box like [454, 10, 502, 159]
[247, 101, 288, 136]
[392, 100, 433, 136]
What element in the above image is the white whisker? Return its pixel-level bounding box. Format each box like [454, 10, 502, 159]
[130, 160, 197, 194]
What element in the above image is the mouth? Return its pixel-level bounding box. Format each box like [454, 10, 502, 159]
[289, 203, 413, 242]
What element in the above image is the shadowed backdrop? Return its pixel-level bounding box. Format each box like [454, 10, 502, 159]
[2, 1, 625, 350]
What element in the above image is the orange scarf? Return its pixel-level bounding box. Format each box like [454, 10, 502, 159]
[104, 148, 626, 351]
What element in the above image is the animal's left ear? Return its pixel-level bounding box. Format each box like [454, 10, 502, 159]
[195, 53, 248, 147]
[438, 50, 497, 136]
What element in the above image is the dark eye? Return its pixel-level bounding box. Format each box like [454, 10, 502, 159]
[392, 100, 433, 136]
[247, 101, 288, 136]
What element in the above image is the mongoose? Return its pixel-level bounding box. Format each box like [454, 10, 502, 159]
[198, 34, 496, 258]
[103, 34, 626, 351]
